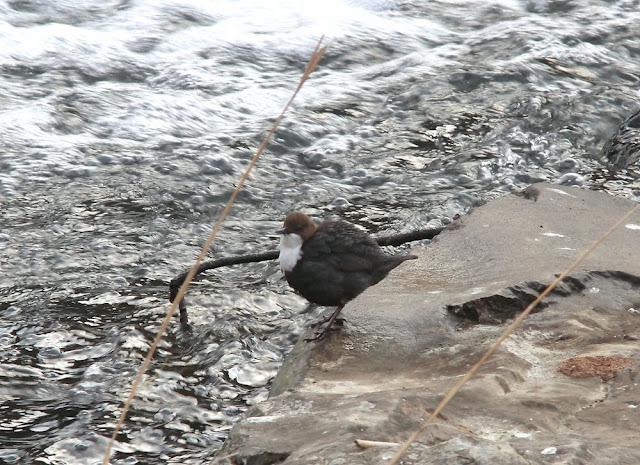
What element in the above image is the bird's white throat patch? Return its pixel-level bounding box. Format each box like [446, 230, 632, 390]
[279, 233, 303, 272]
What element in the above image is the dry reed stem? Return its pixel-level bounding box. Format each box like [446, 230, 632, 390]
[356, 408, 477, 448]
[386, 202, 639, 465]
[100, 37, 326, 465]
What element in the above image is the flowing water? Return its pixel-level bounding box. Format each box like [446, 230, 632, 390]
[1, 0, 639, 463]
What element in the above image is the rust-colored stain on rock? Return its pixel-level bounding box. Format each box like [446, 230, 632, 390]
[558, 355, 633, 381]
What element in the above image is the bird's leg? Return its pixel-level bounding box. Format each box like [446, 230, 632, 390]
[300, 303, 345, 327]
[310, 309, 345, 327]
[305, 304, 345, 342]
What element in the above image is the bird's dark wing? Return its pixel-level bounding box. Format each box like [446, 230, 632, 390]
[302, 220, 384, 272]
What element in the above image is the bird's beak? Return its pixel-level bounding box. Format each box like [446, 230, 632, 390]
[276, 228, 286, 235]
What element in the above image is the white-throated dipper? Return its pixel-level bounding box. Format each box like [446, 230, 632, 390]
[278, 212, 418, 341]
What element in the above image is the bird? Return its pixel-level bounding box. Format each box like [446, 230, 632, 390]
[278, 211, 418, 341]
[603, 108, 640, 169]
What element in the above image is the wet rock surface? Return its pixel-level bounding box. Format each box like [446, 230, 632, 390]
[217, 184, 640, 465]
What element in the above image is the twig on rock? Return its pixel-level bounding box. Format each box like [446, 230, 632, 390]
[355, 439, 400, 449]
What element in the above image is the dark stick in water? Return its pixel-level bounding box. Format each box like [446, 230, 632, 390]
[169, 226, 445, 328]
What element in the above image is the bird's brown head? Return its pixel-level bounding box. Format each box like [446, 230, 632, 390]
[280, 212, 317, 241]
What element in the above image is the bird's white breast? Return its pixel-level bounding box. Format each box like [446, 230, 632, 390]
[279, 233, 303, 272]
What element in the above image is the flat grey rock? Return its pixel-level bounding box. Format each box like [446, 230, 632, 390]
[217, 184, 640, 465]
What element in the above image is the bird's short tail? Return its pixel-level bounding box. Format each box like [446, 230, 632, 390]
[391, 253, 418, 267]
[373, 253, 418, 285]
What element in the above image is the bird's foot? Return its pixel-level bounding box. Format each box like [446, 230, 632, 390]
[305, 320, 344, 342]
[305, 304, 345, 342]
[305, 326, 331, 342]
[310, 315, 345, 327]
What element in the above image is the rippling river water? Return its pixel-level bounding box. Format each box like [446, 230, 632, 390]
[1, 0, 639, 463]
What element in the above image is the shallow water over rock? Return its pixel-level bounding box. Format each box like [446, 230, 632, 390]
[1, 0, 640, 463]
